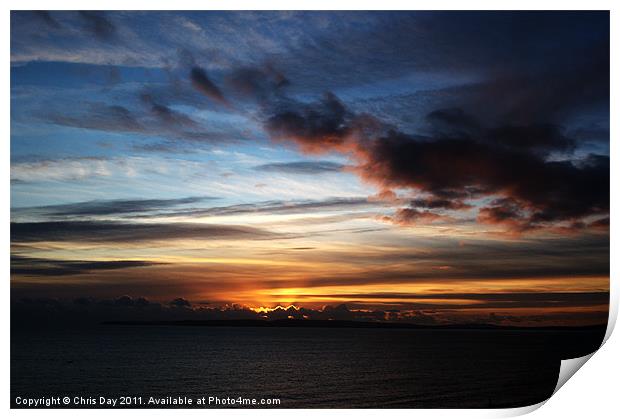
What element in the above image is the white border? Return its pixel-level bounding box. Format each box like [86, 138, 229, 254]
[3, 2, 618, 418]
[2, 0, 618, 10]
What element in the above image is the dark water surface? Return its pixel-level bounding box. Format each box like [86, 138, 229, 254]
[11, 325, 605, 408]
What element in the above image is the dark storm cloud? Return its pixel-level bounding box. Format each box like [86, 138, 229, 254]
[254, 161, 344, 174]
[11, 220, 277, 243]
[11, 255, 161, 277]
[77, 11, 117, 41]
[487, 124, 576, 153]
[427, 110, 576, 153]
[264, 92, 377, 153]
[190, 66, 228, 105]
[241, 13, 608, 235]
[259, 88, 608, 231]
[15, 196, 215, 218]
[426, 108, 481, 137]
[360, 127, 608, 228]
[236, 12, 609, 232]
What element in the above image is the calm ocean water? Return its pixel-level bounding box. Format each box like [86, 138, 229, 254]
[11, 325, 604, 408]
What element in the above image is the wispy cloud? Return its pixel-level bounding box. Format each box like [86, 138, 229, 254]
[14, 196, 216, 218]
[254, 161, 344, 174]
[11, 255, 162, 276]
[10, 156, 208, 183]
[40, 101, 247, 144]
[11, 220, 278, 243]
[128, 197, 374, 219]
[11, 157, 117, 182]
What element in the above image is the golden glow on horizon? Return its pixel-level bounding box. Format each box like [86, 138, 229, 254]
[11, 202, 609, 326]
[250, 305, 300, 313]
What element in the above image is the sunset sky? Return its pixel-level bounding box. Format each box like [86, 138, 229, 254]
[10, 11, 609, 326]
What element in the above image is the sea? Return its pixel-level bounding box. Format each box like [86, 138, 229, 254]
[11, 325, 605, 408]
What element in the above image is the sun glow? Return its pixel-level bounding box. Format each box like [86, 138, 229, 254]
[250, 305, 300, 313]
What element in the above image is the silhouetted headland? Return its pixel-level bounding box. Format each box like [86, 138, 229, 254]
[101, 318, 608, 331]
